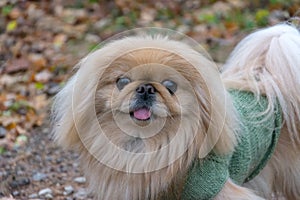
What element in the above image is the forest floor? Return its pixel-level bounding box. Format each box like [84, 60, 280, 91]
[0, 0, 299, 199]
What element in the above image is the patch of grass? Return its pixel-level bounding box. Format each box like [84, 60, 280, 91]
[35, 82, 45, 90]
[0, 146, 5, 154]
[156, 8, 175, 21]
[255, 9, 270, 26]
[224, 10, 256, 31]
[89, 0, 99, 3]
[269, 0, 294, 6]
[8, 100, 31, 112]
[198, 13, 219, 24]
[1, 5, 13, 16]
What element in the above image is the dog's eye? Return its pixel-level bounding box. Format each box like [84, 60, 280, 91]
[116, 77, 131, 90]
[162, 80, 177, 94]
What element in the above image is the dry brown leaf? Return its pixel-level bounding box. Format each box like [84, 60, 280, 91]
[53, 34, 67, 50]
[16, 126, 27, 135]
[5, 58, 30, 74]
[0, 116, 20, 127]
[32, 94, 48, 111]
[28, 53, 47, 69]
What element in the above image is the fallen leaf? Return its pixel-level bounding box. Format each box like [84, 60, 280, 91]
[32, 94, 48, 110]
[34, 82, 45, 90]
[6, 121, 17, 130]
[0, 116, 20, 127]
[5, 58, 30, 74]
[6, 20, 17, 32]
[28, 53, 47, 69]
[9, 8, 21, 19]
[16, 126, 26, 135]
[53, 34, 67, 50]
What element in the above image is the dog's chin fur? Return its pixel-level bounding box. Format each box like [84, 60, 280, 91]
[52, 23, 300, 200]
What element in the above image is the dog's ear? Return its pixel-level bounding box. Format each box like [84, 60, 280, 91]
[51, 54, 101, 149]
[51, 75, 81, 148]
[191, 58, 238, 158]
[51, 49, 109, 149]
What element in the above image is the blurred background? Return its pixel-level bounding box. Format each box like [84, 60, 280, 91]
[0, 0, 299, 199]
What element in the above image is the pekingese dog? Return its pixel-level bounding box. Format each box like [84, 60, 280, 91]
[52, 24, 300, 199]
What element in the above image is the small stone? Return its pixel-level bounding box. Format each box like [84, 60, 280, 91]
[177, 25, 190, 34]
[14, 135, 28, 148]
[64, 185, 74, 195]
[12, 190, 20, 196]
[32, 172, 47, 181]
[9, 177, 30, 188]
[45, 193, 53, 199]
[95, 18, 111, 29]
[28, 193, 38, 199]
[42, 127, 50, 134]
[34, 70, 53, 83]
[0, 171, 8, 177]
[85, 34, 101, 43]
[47, 84, 61, 95]
[0, 126, 6, 138]
[16, 170, 25, 176]
[74, 176, 86, 184]
[73, 188, 88, 200]
[38, 188, 52, 196]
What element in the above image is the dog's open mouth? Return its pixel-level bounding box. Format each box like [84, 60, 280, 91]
[130, 107, 151, 121]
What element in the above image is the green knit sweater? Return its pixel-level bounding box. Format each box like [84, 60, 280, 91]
[181, 90, 282, 200]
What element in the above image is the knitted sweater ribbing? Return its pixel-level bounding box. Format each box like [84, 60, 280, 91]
[181, 90, 282, 200]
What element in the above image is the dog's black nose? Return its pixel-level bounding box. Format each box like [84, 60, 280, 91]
[136, 84, 156, 99]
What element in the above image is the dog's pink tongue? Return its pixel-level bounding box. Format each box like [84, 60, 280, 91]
[134, 108, 151, 120]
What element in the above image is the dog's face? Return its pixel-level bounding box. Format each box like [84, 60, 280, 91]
[95, 48, 203, 152]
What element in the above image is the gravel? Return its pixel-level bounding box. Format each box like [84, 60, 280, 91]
[45, 193, 54, 199]
[0, 126, 6, 138]
[73, 188, 88, 200]
[28, 193, 38, 199]
[63, 185, 74, 195]
[38, 188, 52, 196]
[74, 176, 86, 184]
[32, 172, 47, 181]
[0, 126, 94, 199]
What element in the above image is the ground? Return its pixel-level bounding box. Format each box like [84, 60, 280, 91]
[0, 122, 94, 199]
[0, 0, 299, 199]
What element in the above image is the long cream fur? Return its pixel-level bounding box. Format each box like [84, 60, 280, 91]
[222, 23, 300, 199]
[52, 23, 300, 199]
[222, 23, 300, 143]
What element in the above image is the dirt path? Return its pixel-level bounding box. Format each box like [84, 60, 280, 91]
[0, 123, 93, 200]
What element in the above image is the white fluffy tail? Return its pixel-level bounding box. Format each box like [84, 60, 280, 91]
[222, 23, 300, 143]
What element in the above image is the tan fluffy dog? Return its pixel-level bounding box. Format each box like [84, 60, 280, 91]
[52, 24, 300, 199]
